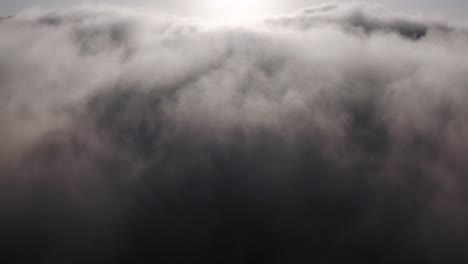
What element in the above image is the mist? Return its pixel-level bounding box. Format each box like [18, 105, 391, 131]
[1, 2, 468, 263]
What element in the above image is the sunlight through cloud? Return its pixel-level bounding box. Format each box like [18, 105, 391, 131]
[199, 0, 279, 19]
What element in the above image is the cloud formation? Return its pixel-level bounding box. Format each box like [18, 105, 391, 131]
[1, 2, 468, 263]
[267, 2, 455, 39]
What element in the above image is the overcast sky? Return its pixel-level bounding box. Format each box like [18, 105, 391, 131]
[1, 0, 468, 20]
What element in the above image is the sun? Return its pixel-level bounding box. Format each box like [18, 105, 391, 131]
[200, 0, 277, 18]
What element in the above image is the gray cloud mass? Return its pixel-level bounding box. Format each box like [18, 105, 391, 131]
[1, 2, 468, 263]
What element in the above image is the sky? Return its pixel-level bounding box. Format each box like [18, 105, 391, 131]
[1, 0, 468, 20]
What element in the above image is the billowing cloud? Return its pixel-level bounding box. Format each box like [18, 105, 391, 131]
[267, 2, 455, 39]
[1, 2, 468, 263]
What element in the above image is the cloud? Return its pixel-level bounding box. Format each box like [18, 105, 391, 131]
[1, 2, 468, 263]
[266, 2, 455, 39]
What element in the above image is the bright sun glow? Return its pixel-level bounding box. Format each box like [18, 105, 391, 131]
[201, 0, 277, 19]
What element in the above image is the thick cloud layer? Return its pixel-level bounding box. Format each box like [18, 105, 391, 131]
[1, 2, 468, 263]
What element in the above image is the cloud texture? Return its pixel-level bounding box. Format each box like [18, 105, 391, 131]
[1, 2, 468, 263]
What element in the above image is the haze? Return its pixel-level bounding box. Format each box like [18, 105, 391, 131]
[2, 0, 468, 20]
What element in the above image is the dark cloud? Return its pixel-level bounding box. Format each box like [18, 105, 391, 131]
[0, 16, 13, 22]
[1, 2, 468, 264]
